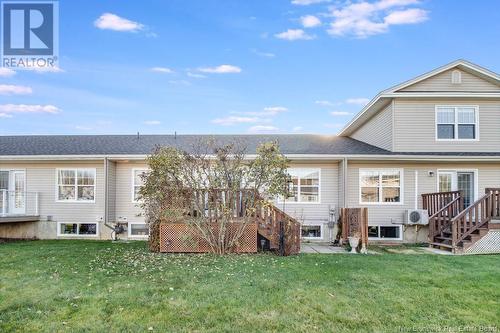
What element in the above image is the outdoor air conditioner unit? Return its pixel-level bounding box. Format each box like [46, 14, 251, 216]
[404, 209, 429, 225]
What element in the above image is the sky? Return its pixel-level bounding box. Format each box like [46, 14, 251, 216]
[1, 0, 500, 136]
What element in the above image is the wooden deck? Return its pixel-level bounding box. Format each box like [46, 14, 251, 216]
[0, 215, 40, 223]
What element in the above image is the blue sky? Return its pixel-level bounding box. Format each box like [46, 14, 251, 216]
[1, 0, 500, 135]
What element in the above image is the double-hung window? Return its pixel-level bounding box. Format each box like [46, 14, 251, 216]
[360, 169, 402, 204]
[436, 106, 478, 140]
[57, 169, 96, 202]
[285, 168, 320, 203]
[132, 169, 148, 202]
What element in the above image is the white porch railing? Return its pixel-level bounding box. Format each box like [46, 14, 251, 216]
[0, 190, 39, 216]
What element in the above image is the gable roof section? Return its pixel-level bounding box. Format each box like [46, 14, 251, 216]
[339, 60, 500, 136]
[0, 134, 389, 157]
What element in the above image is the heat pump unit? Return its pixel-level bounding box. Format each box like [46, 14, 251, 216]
[405, 209, 429, 225]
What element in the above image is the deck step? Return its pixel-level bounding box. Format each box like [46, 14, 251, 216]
[435, 236, 452, 241]
[429, 242, 454, 249]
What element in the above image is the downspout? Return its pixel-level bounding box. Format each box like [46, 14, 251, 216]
[343, 157, 348, 209]
[103, 157, 116, 239]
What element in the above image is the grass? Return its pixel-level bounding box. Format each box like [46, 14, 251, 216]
[0, 241, 499, 333]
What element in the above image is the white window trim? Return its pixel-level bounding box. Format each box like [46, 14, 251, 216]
[128, 221, 149, 239]
[368, 225, 403, 241]
[301, 224, 323, 240]
[131, 168, 148, 203]
[57, 221, 99, 237]
[359, 168, 404, 206]
[55, 168, 96, 203]
[436, 169, 479, 202]
[435, 105, 479, 142]
[279, 168, 321, 205]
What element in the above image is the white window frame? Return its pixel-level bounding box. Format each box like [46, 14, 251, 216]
[131, 168, 148, 203]
[128, 221, 149, 239]
[280, 168, 321, 204]
[359, 168, 404, 205]
[301, 224, 323, 240]
[55, 168, 96, 203]
[57, 222, 99, 237]
[435, 105, 479, 141]
[436, 169, 479, 202]
[368, 225, 403, 241]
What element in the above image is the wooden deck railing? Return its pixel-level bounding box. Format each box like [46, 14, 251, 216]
[486, 188, 500, 219]
[427, 195, 462, 240]
[450, 192, 492, 250]
[422, 191, 462, 217]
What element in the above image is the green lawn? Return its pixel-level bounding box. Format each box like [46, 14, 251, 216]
[0, 241, 499, 333]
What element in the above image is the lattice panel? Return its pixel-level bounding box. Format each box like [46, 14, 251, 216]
[464, 231, 500, 255]
[159, 223, 257, 253]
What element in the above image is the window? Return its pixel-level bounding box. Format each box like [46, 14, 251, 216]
[301, 225, 322, 239]
[57, 222, 98, 236]
[285, 168, 320, 203]
[57, 169, 96, 202]
[132, 169, 148, 202]
[360, 169, 402, 204]
[436, 106, 477, 140]
[368, 225, 402, 240]
[128, 222, 149, 238]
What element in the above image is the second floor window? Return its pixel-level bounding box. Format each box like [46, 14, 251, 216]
[57, 168, 96, 202]
[436, 106, 477, 140]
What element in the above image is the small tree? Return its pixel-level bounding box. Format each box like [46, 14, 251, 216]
[139, 139, 289, 254]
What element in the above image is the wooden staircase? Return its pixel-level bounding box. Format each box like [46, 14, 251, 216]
[423, 188, 500, 254]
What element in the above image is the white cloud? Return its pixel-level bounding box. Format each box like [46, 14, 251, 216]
[0, 113, 13, 118]
[198, 65, 242, 74]
[75, 125, 92, 131]
[327, 0, 429, 38]
[144, 120, 161, 125]
[150, 67, 173, 73]
[275, 29, 316, 41]
[0, 104, 61, 114]
[292, 126, 303, 132]
[330, 111, 353, 116]
[248, 125, 279, 133]
[0, 85, 32, 95]
[346, 98, 370, 106]
[23, 66, 64, 73]
[187, 72, 207, 79]
[168, 80, 191, 86]
[301, 15, 322, 28]
[251, 49, 276, 58]
[263, 106, 288, 115]
[0, 68, 16, 77]
[94, 13, 144, 32]
[292, 0, 330, 5]
[315, 100, 340, 107]
[212, 116, 261, 126]
[232, 106, 288, 117]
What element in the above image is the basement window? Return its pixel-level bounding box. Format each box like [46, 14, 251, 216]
[57, 222, 98, 237]
[128, 222, 149, 239]
[368, 225, 402, 240]
[301, 225, 322, 239]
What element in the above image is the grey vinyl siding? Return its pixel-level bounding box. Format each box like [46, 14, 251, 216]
[278, 163, 339, 242]
[399, 69, 500, 92]
[351, 103, 393, 150]
[347, 161, 500, 241]
[0, 161, 105, 234]
[106, 160, 116, 223]
[114, 161, 148, 224]
[393, 98, 500, 152]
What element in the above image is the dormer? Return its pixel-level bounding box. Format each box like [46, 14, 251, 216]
[339, 60, 500, 153]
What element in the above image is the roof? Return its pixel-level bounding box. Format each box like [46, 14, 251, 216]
[0, 134, 390, 156]
[338, 59, 500, 136]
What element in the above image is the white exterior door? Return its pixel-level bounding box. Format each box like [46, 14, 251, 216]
[9, 171, 25, 214]
[438, 170, 476, 209]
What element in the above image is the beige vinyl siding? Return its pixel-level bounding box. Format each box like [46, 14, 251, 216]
[279, 163, 340, 242]
[351, 103, 393, 150]
[0, 161, 105, 237]
[347, 161, 500, 241]
[399, 69, 500, 92]
[114, 161, 148, 224]
[106, 160, 116, 223]
[393, 98, 500, 152]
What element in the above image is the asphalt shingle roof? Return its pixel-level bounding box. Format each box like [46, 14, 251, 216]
[1, 135, 499, 157]
[0, 134, 389, 156]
